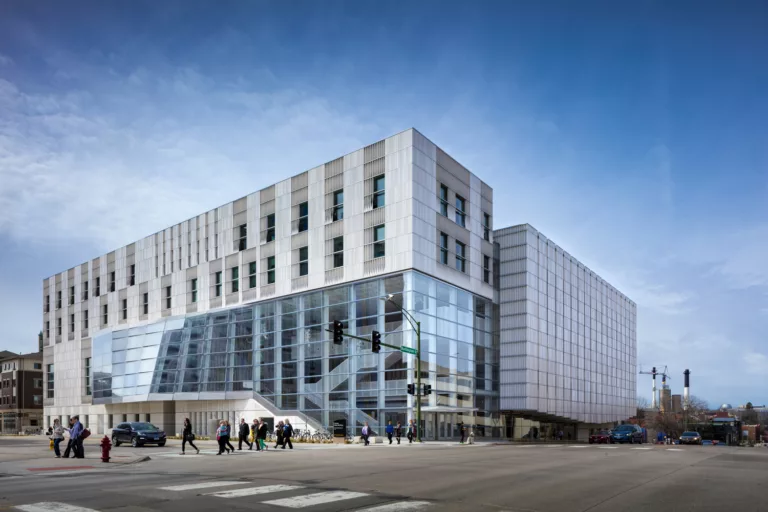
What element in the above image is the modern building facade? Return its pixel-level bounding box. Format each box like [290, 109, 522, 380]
[42, 128, 635, 440]
[0, 350, 44, 433]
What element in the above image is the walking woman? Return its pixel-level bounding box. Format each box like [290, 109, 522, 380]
[395, 421, 402, 445]
[181, 418, 199, 455]
[257, 418, 269, 451]
[224, 420, 236, 453]
[216, 420, 230, 455]
[274, 421, 284, 449]
[52, 418, 65, 458]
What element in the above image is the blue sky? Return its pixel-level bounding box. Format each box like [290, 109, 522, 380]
[1, 1, 766, 407]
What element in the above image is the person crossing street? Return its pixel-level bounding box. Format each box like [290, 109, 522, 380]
[258, 418, 269, 451]
[395, 421, 402, 445]
[251, 419, 261, 451]
[386, 420, 395, 444]
[238, 418, 252, 450]
[362, 422, 371, 446]
[282, 419, 294, 449]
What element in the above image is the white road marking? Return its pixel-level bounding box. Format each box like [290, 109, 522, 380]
[358, 501, 432, 511]
[16, 503, 100, 512]
[545, 445, 560, 448]
[159, 481, 245, 491]
[207, 485, 304, 498]
[263, 490, 369, 508]
[598, 446, 617, 449]
[667, 448, 684, 452]
[631, 447, 652, 450]
[569, 445, 588, 448]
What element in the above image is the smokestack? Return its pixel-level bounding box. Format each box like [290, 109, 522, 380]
[683, 369, 690, 410]
[651, 366, 657, 409]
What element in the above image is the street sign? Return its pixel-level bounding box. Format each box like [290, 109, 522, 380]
[333, 419, 347, 438]
[400, 346, 418, 355]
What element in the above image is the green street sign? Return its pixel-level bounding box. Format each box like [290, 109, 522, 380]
[400, 346, 418, 355]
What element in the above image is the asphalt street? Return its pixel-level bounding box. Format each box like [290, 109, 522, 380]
[0, 437, 766, 512]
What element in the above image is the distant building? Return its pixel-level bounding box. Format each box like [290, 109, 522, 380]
[671, 394, 682, 414]
[659, 387, 672, 413]
[0, 351, 44, 433]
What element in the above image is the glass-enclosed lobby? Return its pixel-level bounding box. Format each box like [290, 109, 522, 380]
[91, 271, 499, 438]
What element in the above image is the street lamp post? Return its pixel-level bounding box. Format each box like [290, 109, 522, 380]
[383, 294, 422, 443]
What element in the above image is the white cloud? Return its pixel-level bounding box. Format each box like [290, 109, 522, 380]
[743, 352, 768, 375]
[0, 68, 381, 252]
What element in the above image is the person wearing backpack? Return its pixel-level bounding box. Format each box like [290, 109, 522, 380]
[181, 418, 199, 455]
[282, 419, 293, 449]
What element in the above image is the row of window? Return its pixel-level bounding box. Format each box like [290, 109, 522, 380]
[46, 269, 122, 312]
[437, 183, 492, 241]
[437, 232, 492, 283]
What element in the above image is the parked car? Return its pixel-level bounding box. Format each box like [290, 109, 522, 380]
[589, 430, 611, 444]
[610, 424, 644, 444]
[679, 431, 703, 445]
[112, 422, 166, 447]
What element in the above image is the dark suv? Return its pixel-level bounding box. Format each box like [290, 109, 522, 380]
[112, 422, 166, 448]
[610, 424, 644, 444]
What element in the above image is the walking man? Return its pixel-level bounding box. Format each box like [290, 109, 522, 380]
[386, 420, 394, 445]
[238, 418, 252, 450]
[282, 419, 293, 450]
[274, 421, 284, 449]
[395, 421, 402, 445]
[407, 419, 415, 444]
[70, 415, 84, 459]
[362, 422, 371, 446]
[459, 422, 466, 444]
[62, 417, 74, 458]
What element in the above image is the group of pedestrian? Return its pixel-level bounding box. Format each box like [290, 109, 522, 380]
[362, 419, 416, 446]
[201, 417, 292, 455]
[273, 419, 294, 449]
[49, 415, 87, 459]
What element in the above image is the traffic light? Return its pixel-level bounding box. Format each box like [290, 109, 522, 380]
[371, 330, 381, 353]
[332, 320, 344, 345]
[407, 383, 415, 395]
[423, 384, 432, 396]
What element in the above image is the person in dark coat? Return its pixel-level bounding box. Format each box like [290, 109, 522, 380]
[251, 419, 261, 451]
[395, 421, 402, 445]
[258, 419, 269, 451]
[181, 418, 199, 455]
[274, 421, 284, 449]
[238, 418, 252, 450]
[282, 419, 293, 450]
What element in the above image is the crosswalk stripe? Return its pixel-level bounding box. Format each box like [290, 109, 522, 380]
[667, 448, 684, 452]
[207, 485, 304, 498]
[631, 447, 652, 450]
[569, 445, 588, 448]
[263, 490, 369, 508]
[16, 503, 99, 512]
[159, 481, 245, 491]
[598, 446, 617, 449]
[357, 501, 432, 511]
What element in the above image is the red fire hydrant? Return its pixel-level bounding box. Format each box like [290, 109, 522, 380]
[100, 435, 111, 463]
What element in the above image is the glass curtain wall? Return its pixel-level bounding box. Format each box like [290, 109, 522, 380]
[92, 271, 499, 437]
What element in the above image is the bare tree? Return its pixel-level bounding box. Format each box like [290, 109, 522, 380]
[637, 396, 650, 410]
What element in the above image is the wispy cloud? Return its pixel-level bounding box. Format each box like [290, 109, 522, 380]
[743, 351, 768, 375]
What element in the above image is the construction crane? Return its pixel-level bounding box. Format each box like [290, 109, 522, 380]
[639, 365, 671, 409]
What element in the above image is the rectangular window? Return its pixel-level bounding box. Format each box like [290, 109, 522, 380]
[34, 363, 41, 370]
[69, 313, 75, 333]
[33, 378, 43, 388]
[129, 264, 135, 286]
[455, 195, 466, 227]
[45, 321, 49, 339]
[215, 271, 222, 297]
[299, 246, 309, 276]
[85, 357, 91, 396]
[165, 286, 172, 309]
[56, 317, 61, 335]
[69, 286, 75, 305]
[372, 176, 385, 209]
[237, 224, 247, 251]
[484, 255, 491, 283]
[266, 214, 276, 242]
[483, 213, 491, 241]
[267, 256, 276, 284]
[45, 295, 50, 313]
[142, 293, 149, 315]
[46, 364, 54, 398]
[95, 277, 100, 297]
[231, 267, 239, 293]
[56, 291, 61, 309]
[373, 224, 385, 258]
[191, 278, 198, 303]
[333, 236, 344, 268]
[248, 262, 257, 288]
[102, 304, 108, 325]
[455, 241, 466, 272]
[298, 202, 309, 233]
[83, 309, 89, 329]
[122, 299, 128, 320]
[439, 232, 449, 264]
[332, 189, 344, 221]
[439, 184, 449, 216]
[82, 281, 88, 301]
[110, 271, 116, 292]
